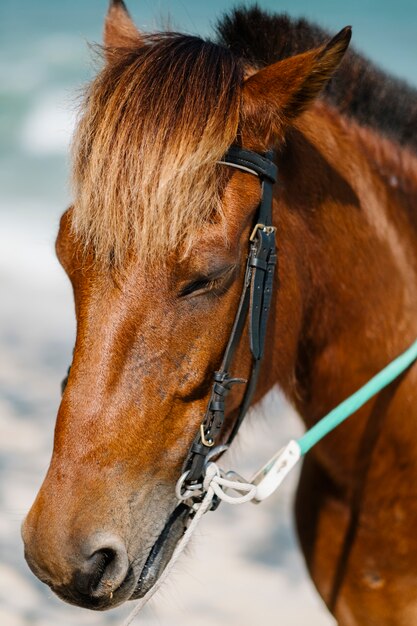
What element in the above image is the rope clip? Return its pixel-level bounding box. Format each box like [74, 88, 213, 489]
[250, 440, 301, 502]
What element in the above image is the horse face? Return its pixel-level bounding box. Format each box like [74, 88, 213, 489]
[22, 171, 261, 609]
[22, 0, 350, 608]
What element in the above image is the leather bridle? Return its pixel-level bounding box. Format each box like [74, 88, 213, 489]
[123, 143, 417, 621]
[183, 146, 278, 486]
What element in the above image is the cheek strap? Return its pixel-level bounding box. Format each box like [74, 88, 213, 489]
[183, 146, 278, 485]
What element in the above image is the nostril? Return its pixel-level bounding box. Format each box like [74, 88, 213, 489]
[88, 548, 116, 593]
[75, 535, 129, 599]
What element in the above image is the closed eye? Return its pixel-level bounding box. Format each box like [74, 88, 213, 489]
[178, 265, 237, 298]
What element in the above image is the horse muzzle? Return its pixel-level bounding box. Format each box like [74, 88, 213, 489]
[22, 500, 190, 610]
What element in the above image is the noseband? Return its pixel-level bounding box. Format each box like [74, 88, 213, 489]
[183, 146, 278, 486]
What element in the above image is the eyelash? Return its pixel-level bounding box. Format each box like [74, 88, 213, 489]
[179, 266, 236, 298]
[179, 276, 223, 298]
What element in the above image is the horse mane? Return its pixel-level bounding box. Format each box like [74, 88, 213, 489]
[72, 6, 417, 268]
[71, 33, 243, 267]
[216, 6, 417, 153]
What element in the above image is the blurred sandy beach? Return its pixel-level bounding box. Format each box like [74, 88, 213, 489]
[2, 0, 417, 624]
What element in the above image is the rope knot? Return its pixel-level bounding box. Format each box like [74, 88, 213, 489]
[202, 462, 221, 492]
[203, 462, 257, 504]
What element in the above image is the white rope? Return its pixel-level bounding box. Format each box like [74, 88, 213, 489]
[203, 462, 257, 504]
[122, 442, 301, 625]
[122, 462, 257, 625]
[122, 485, 214, 626]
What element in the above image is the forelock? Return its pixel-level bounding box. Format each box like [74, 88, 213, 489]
[71, 33, 244, 267]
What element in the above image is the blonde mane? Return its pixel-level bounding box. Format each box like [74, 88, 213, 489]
[71, 33, 243, 267]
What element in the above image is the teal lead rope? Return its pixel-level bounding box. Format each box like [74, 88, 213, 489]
[248, 336, 417, 503]
[175, 339, 417, 512]
[297, 337, 417, 455]
[143, 339, 417, 626]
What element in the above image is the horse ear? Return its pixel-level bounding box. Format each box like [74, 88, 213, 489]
[242, 26, 352, 145]
[104, 0, 143, 58]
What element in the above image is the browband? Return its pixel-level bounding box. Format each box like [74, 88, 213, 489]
[218, 146, 278, 182]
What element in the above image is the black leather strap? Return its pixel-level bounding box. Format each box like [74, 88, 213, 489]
[184, 146, 278, 484]
[221, 147, 278, 183]
[249, 227, 277, 359]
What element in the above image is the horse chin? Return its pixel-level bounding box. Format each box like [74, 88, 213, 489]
[130, 503, 190, 599]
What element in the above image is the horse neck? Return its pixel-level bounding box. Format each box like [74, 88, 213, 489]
[267, 103, 417, 484]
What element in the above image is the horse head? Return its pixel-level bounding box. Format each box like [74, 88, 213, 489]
[22, 0, 350, 610]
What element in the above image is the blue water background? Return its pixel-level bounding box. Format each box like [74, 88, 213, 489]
[1, 0, 417, 224]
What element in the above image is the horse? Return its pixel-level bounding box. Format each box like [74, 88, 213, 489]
[22, 1, 417, 624]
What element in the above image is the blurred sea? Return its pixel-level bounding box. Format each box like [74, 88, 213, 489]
[1, 1, 417, 625]
[2, 0, 417, 244]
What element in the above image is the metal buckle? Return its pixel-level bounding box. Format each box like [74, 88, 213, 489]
[249, 223, 276, 242]
[175, 470, 203, 501]
[200, 424, 214, 447]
